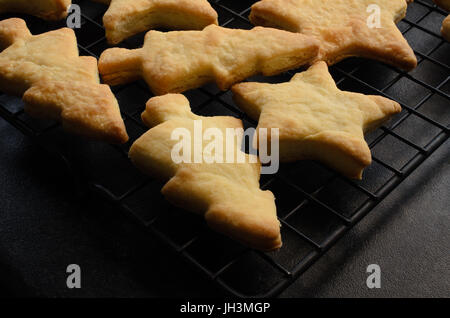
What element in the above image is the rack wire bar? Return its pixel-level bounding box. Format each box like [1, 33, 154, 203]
[0, 0, 448, 297]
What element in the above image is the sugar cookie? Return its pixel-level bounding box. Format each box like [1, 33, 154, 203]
[92, 0, 218, 44]
[0, 18, 128, 143]
[249, 0, 417, 70]
[99, 25, 320, 95]
[232, 62, 402, 179]
[129, 94, 281, 251]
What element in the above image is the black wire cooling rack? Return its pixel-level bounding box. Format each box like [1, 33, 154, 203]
[0, 0, 449, 297]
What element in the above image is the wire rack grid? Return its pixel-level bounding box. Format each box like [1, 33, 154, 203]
[0, 0, 448, 297]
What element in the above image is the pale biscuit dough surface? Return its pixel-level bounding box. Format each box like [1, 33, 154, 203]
[92, 0, 218, 44]
[129, 94, 281, 251]
[250, 0, 417, 70]
[99, 24, 320, 95]
[0, 18, 128, 143]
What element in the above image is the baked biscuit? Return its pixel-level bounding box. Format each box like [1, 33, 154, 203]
[0, 0, 71, 20]
[129, 94, 281, 251]
[249, 0, 417, 71]
[92, 0, 218, 44]
[0, 18, 128, 144]
[434, 0, 450, 11]
[232, 62, 402, 180]
[434, 0, 450, 41]
[99, 24, 320, 95]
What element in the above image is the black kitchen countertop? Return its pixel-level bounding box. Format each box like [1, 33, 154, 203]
[0, 115, 448, 298]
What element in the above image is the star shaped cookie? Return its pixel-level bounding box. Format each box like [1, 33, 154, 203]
[232, 62, 402, 179]
[0, 0, 71, 20]
[92, 0, 218, 44]
[0, 18, 128, 143]
[250, 0, 417, 71]
[99, 24, 320, 95]
[129, 94, 281, 251]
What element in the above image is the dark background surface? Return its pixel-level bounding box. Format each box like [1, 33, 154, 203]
[0, 0, 449, 298]
[0, 117, 448, 297]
